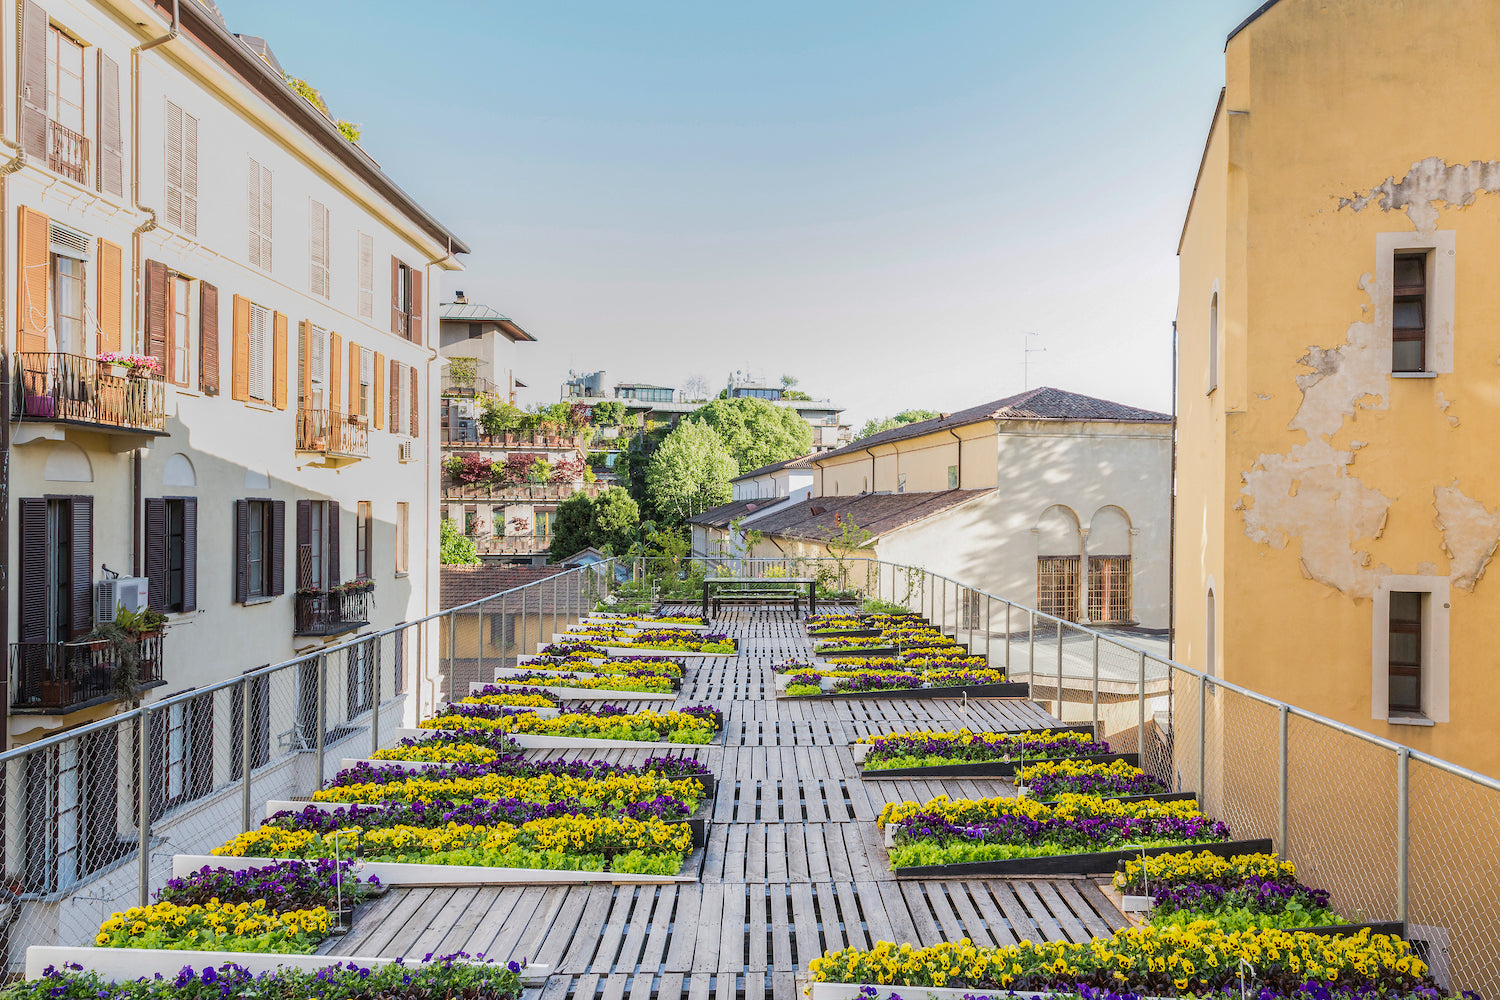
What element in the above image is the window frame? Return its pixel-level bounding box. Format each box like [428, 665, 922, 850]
[395, 501, 409, 575]
[46, 25, 85, 137]
[1387, 591, 1424, 714]
[1371, 576, 1450, 724]
[246, 499, 273, 599]
[1207, 290, 1220, 394]
[167, 272, 194, 387]
[1392, 251, 1429, 374]
[355, 501, 372, 580]
[1086, 555, 1132, 624]
[1036, 555, 1081, 623]
[51, 252, 87, 356]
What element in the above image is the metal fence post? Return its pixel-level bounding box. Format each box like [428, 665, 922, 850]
[1091, 636, 1100, 738]
[240, 678, 253, 832]
[477, 599, 486, 684]
[1004, 602, 1012, 674]
[1397, 747, 1410, 922]
[1028, 609, 1036, 683]
[520, 585, 529, 660]
[1136, 650, 1146, 759]
[137, 707, 151, 908]
[315, 653, 327, 790]
[1055, 621, 1065, 719]
[370, 635, 382, 756]
[1197, 673, 1208, 798]
[1278, 703, 1289, 854]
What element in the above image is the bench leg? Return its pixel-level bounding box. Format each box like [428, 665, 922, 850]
[793, 597, 802, 617]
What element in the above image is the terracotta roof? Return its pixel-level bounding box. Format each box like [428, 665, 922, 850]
[731, 453, 817, 483]
[816, 387, 1170, 463]
[441, 564, 569, 610]
[687, 497, 791, 529]
[749, 490, 991, 543]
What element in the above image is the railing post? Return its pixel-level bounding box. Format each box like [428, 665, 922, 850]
[1055, 619, 1064, 719]
[1197, 673, 1208, 799]
[240, 678, 253, 832]
[1091, 636, 1100, 738]
[1396, 746, 1410, 923]
[370, 635, 382, 756]
[984, 594, 992, 664]
[1136, 650, 1146, 761]
[1278, 703, 1289, 854]
[315, 653, 327, 790]
[137, 707, 151, 908]
[1004, 602, 1012, 675]
[550, 574, 559, 644]
[1028, 609, 1036, 683]
[477, 599, 486, 684]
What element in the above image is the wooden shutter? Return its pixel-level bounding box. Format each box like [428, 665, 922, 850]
[199, 282, 219, 394]
[19, 2, 48, 160]
[269, 500, 286, 596]
[348, 340, 360, 417]
[297, 321, 311, 410]
[357, 233, 374, 319]
[182, 498, 197, 612]
[145, 261, 169, 370]
[409, 269, 423, 346]
[165, 102, 184, 230]
[144, 498, 167, 612]
[231, 295, 251, 401]
[97, 51, 124, 197]
[272, 312, 288, 410]
[19, 499, 47, 642]
[295, 499, 312, 590]
[165, 103, 198, 235]
[182, 111, 198, 236]
[246, 159, 260, 269]
[373, 352, 385, 429]
[390, 256, 402, 334]
[17, 206, 49, 354]
[97, 238, 123, 352]
[233, 499, 249, 603]
[410, 367, 420, 438]
[327, 502, 341, 583]
[309, 200, 329, 297]
[329, 331, 342, 416]
[70, 497, 93, 639]
[389, 360, 401, 434]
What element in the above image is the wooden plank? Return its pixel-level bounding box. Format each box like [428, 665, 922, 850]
[719, 883, 747, 973]
[788, 880, 821, 969]
[768, 883, 794, 972]
[637, 885, 678, 975]
[615, 886, 657, 974]
[894, 881, 943, 946]
[1032, 879, 1089, 943]
[591, 887, 637, 974]
[558, 885, 617, 974]
[502, 887, 564, 967]
[691, 883, 726, 973]
[663, 879, 702, 972]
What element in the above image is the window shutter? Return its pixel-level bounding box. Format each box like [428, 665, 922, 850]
[373, 352, 385, 430]
[199, 282, 219, 394]
[272, 311, 288, 410]
[297, 321, 309, 409]
[145, 260, 169, 370]
[295, 499, 312, 590]
[166, 103, 184, 230]
[357, 233, 374, 319]
[19, 2, 48, 160]
[97, 51, 123, 197]
[390, 256, 401, 334]
[70, 497, 93, 639]
[97, 238, 124, 353]
[182, 111, 199, 236]
[410, 367, 420, 438]
[234, 499, 249, 603]
[182, 498, 197, 612]
[17, 206, 49, 354]
[248, 306, 268, 401]
[246, 158, 260, 269]
[231, 294, 251, 401]
[409, 269, 423, 346]
[328, 502, 341, 583]
[308, 200, 329, 297]
[329, 331, 342, 417]
[144, 498, 167, 612]
[19, 499, 47, 642]
[349, 340, 360, 416]
[270, 500, 286, 596]
[260, 165, 274, 270]
[389, 360, 401, 435]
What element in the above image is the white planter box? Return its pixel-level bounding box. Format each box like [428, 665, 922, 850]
[851, 742, 871, 763]
[518, 654, 607, 666]
[581, 618, 711, 632]
[534, 643, 710, 659]
[807, 985, 1171, 1000]
[23, 946, 549, 983]
[775, 674, 832, 693]
[469, 679, 677, 702]
[171, 853, 699, 886]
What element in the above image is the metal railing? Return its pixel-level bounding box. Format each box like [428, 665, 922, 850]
[11, 352, 166, 433]
[441, 480, 605, 501]
[472, 533, 553, 556]
[295, 408, 369, 458]
[47, 120, 89, 184]
[9, 634, 165, 712]
[293, 586, 373, 637]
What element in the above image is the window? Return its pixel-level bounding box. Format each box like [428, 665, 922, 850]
[247, 304, 272, 401]
[1208, 291, 1219, 393]
[165, 499, 187, 610]
[535, 509, 555, 539]
[356, 501, 372, 579]
[51, 253, 86, 355]
[947, 465, 959, 490]
[299, 323, 330, 411]
[959, 589, 980, 629]
[395, 502, 408, 574]
[236, 499, 284, 602]
[1388, 591, 1423, 713]
[247, 156, 273, 271]
[488, 614, 513, 650]
[165, 101, 199, 236]
[1087, 556, 1132, 623]
[1036, 556, 1080, 623]
[357, 347, 373, 420]
[309, 199, 330, 297]
[391, 258, 421, 341]
[357, 233, 374, 319]
[394, 361, 412, 435]
[1205, 587, 1217, 680]
[897, 472, 906, 494]
[45, 26, 86, 182]
[296, 500, 339, 591]
[169, 274, 192, 386]
[1392, 252, 1428, 373]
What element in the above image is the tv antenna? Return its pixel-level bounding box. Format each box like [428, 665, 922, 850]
[1023, 332, 1046, 390]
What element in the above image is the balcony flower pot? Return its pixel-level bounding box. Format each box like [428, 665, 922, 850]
[104, 363, 129, 378]
[23, 395, 55, 418]
[40, 679, 76, 705]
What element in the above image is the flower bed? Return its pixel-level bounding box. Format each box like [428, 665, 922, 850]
[519, 655, 685, 679]
[158, 859, 379, 912]
[1019, 758, 1171, 800]
[310, 768, 705, 810]
[430, 686, 557, 709]
[857, 729, 1113, 775]
[319, 753, 717, 798]
[491, 705, 723, 744]
[825, 654, 990, 669]
[473, 671, 678, 694]
[94, 900, 328, 954]
[780, 670, 1023, 700]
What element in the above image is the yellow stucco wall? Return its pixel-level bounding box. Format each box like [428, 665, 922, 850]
[815, 423, 998, 495]
[1176, 0, 1500, 777]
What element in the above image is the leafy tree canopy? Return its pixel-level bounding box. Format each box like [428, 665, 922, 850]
[645, 421, 738, 524]
[439, 519, 479, 565]
[685, 396, 812, 471]
[856, 409, 939, 441]
[589, 487, 640, 555]
[550, 492, 595, 563]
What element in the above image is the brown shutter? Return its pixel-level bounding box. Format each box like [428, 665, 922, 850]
[329, 331, 342, 416]
[409, 268, 423, 346]
[373, 352, 385, 429]
[295, 500, 312, 589]
[17, 206, 49, 354]
[182, 498, 198, 612]
[348, 340, 359, 416]
[231, 294, 251, 401]
[269, 501, 286, 596]
[390, 256, 402, 334]
[70, 497, 93, 639]
[19, 499, 48, 642]
[144, 498, 167, 611]
[272, 311, 288, 410]
[199, 282, 219, 394]
[19, 2, 48, 160]
[298, 321, 312, 412]
[327, 502, 341, 583]
[389, 359, 401, 433]
[97, 238, 123, 352]
[234, 499, 250, 603]
[96, 50, 124, 197]
[145, 260, 169, 370]
[410, 367, 420, 438]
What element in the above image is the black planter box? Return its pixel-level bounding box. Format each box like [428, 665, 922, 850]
[816, 645, 901, 657]
[892, 837, 1275, 878]
[861, 751, 1140, 780]
[685, 799, 713, 848]
[807, 681, 1030, 701]
[1294, 920, 1405, 939]
[807, 628, 886, 639]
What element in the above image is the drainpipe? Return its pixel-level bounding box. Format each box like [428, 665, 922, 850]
[947, 427, 963, 489]
[863, 448, 876, 493]
[138, 0, 180, 53]
[1, 159, 12, 738]
[1168, 320, 1178, 659]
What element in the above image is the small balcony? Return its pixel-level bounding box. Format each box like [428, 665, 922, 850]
[473, 534, 554, 559]
[10, 634, 166, 714]
[48, 120, 90, 185]
[441, 479, 606, 502]
[11, 353, 167, 441]
[294, 584, 373, 638]
[296, 409, 369, 464]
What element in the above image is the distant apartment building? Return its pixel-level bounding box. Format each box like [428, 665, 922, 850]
[562, 369, 852, 451]
[1176, 0, 1500, 777]
[437, 292, 534, 404]
[0, 0, 460, 883]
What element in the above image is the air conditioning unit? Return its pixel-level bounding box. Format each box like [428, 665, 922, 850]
[96, 577, 150, 623]
[397, 440, 415, 463]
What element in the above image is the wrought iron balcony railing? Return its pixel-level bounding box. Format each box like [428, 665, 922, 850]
[12, 352, 167, 434]
[296, 408, 369, 459]
[294, 585, 373, 637]
[48, 120, 90, 185]
[10, 634, 166, 712]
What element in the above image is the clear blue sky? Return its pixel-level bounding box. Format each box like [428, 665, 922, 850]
[235, 0, 1252, 428]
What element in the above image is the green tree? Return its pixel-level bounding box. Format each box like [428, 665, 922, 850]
[589, 486, 640, 555]
[550, 492, 595, 561]
[591, 400, 626, 425]
[856, 408, 939, 441]
[646, 421, 738, 523]
[439, 519, 479, 565]
[685, 397, 812, 471]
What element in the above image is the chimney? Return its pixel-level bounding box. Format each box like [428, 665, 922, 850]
[454, 290, 468, 304]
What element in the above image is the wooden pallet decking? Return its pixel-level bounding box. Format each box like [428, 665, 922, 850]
[323, 607, 1128, 998]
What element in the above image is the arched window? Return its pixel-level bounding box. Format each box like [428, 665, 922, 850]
[1208, 291, 1220, 393]
[1035, 506, 1081, 622]
[1086, 507, 1132, 623]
